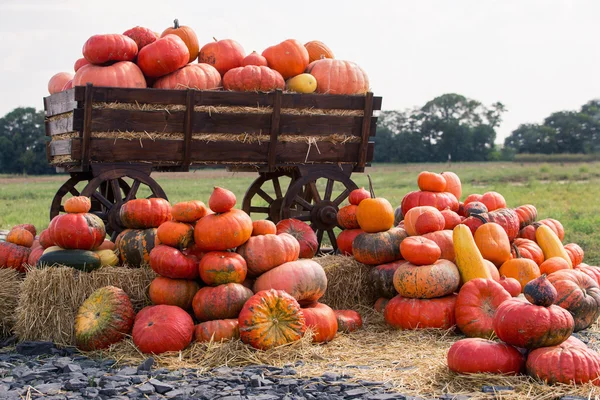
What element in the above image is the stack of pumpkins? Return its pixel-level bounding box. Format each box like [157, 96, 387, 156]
[48, 20, 369, 96]
[36, 196, 117, 271]
[0, 224, 39, 272]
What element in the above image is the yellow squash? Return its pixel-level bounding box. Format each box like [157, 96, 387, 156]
[94, 249, 119, 266]
[535, 225, 572, 268]
[286, 73, 317, 93]
[453, 224, 492, 282]
[42, 245, 62, 255]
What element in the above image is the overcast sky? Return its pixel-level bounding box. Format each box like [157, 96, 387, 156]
[0, 0, 598, 143]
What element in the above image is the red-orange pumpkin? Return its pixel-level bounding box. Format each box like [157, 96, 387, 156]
[194, 209, 253, 251]
[74, 58, 89, 72]
[156, 221, 194, 250]
[305, 59, 369, 95]
[137, 34, 189, 78]
[27, 246, 44, 266]
[498, 276, 522, 297]
[447, 338, 525, 375]
[462, 208, 520, 241]
[48, 72, 74, 94]
[192, 283, 253, 322]
[198, 38, 246, 76]
[417, 171, 447, 192]
[334, 310, 363, 333]
[480, 191, 506, 211]
[161, 19, 199, 63]
[393, 260, 460, 299]
[401, 191, 459, 215]
[73, 62, 146, 89]
[441, 171, 462, 201]
[149, 245, 199, 280]
[374, 297, 389, 313]
[223, 65, 285, 92]
[38, 229, 54, 249]
[575, 264, 600, 286]
[194, 319, 239, 342]
[48, 213, 105, 250]
[441, 210, 462, 230]
[238, 289, 306, 350]
[399, 236, 441, 266]
[384, 294, 457, 330]
[199, 251, 247, 285]
[422, 230, 455, 262]
[122, 26, 158, 51]
[120, 198, 171, 229]
[236, 233, 299, 277]
[208, 187, 237, 213]
[0, 242, 31, 272]
[241, 51, 268, 67]
[7, 228, 34, 248]
[82, 34, 138, 64]
[564, 243, 585, 267]
[64, 196, 91, 213]
[251, 220, 277, 236]
[132, 305, 194, 354]
[519, 219, 565, 242]
[337, 205, 359, 229]
[492, 298, 574, 349]
[348, 188, 371, 205]
[304, 41, 334, 63]
[336, 229, 363, 256]
[352, 228, 407, 265]
[539, 257, 571, 275]
[511, 238, 544, 266]
[301, 302, 338, 343]
[276, 219, 318, 259]
[253, 259, 327, 306]
[463, 193, 483, 206]
[12, 224, 36, 237]
[148, 276, 200, 310]
[455, 278, 512, 338]
[547, 269, 600, 331]
[514, 204, 538, 229]
[153, 63, 221, 90]
[403, 206, 445, 236]
[171, 200, 207, 223]
[263, 39, 309, 80]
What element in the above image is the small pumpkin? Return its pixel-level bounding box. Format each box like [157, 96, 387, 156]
[192, 283, 253, 322]
[523, 274, 557, 307]
[171, 200, 207, 223]
[241, 51, 268, 67]
[304, 41, 334, 63]
[251, 220, 277, 236]
[399, 236, 441, 266]
[334, 310, 362, 333]
[374, 297, 389, 313]
[348, 188, 370, 205]
[64, 196, 91, 213]
[199, 251, 247, 285]
[161, 19, 199, 63]
[7, 228, 34, 248]
[514, 204, 538, 229]
[286, 73, 317, 93]
[511, 238, 544, 266]
[156, 221, 194, 250]
[132, 305, 194, 354]
[336, 229, 363, 256]
[356, 176, 394, 233]
[301, 302, 338, 343]
[263, 39, 309, 80]
[447, 338, 525, 375]
[122, 26, 158, 51]
[417, 171, 447, 192]
[120, 198, 171, 229]
[48, 72, 74, 94]
[337, 205, 359, 230]
[498, 276, 522, 297]
[194, 319, 239, 342]
[94, 249, 119, 266]
[462, 208, 520, 241]
[422, 230, 455, 262]
[499, 246, 541, 291]
[403, 206, 445, 236]
[208, 187, 236, 213]
[148, 276, 200, 310]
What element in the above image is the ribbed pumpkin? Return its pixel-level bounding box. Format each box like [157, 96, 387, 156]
[511, 238, 544, 266]
[64, 196, 91, 213]
[575, 264, 600, 286]
[447, 338, 525, 375]
[238, 289, 306, 350]
[236, 233, 299, 277]
[223, 65, 285, 92]
[401, 190, 459, 215]
[6, 228, 34, 248]
[73, 62, 146, 88]
[441, 171, 462, 201]
[455, 278, 512, 338]
[304, 41, 334, 63]
[492, 298, 574, 349]
[198, 38, 246, 76]
[262, 39, 309, 80]
[369, 260, 407, 299]
[393, 260, 460, 299]
[116, 228, 159, 267]
[519, 218, 565, 242]
[153, 63, 221, 90]
[148, 276, 200, 310]
[161, 19, 199, 63]
[514, 204, 538, 229]
[241, 51, 268, 67]
[539, 257, 571, 275]
[156, 221, 194, 250]
[149, 245, 199, 280]
[337, 205, 359, 229]
[49, 213, 105, 250]
[547, 269, 600, 331]
[199, 251, 247, 285]
[251, 220, 277, 236]
[499, 248, 541, 291]
[276, 219, 318, 259]
[334, 310, 363, 333]
[120, 198, 171, 229]
[474, 220, 511, 267]
[352, 227, 407, 265]
[74, 286, 135, 351]
[384, 294, 457, 330]
[0, 242, 31, 272]
[194, 209, 252, 251]
[192, 283, 253, 322]
[462, 208, 520, 241]
[564, 243, 585, 267]
[253, 259, 327, 306]
[301, 302, 338, 343]
[82, 34, 138, 64]
[171, 200, 207, 223]
[480, 191, 506, 211]
[305, 59, 369, 95]
[403, 206, 445, 236]
[137, 34, 189, 78]
[132, 305, 194, 354]
[422, 230, 455, 262]
[194, 319, 239, 342]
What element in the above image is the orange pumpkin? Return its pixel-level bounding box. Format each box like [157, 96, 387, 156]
[564, 243, 584, 267]
[403, 206, 445, 236]
[152, 63, 221, 90]
[304, 41, 335, 63]
[393, 259, 460, 299]
[48, 72, 74, 94]
[384, 294, 457, 330]
[156, 221, 194, 250]
[474, 221, 511, 267]
[441, 210, 462, 230]
[441, 171, 462, 201]
[262, 39, 309, 80]
[337, 205, 359, 229]
[148, 276, 200, 310]
[480, 191, 506, 211]
[514, 204, 538, 229]
[511, 238, 544, 266]
[149, 245, 199, 280]
[251, 220, 277, 236]
[194, 319, 239, 342]
[241, 51, 268, 67]
[194, 209, 252, 251]
[236, 233, 299, 277]
[198, 38, 246, 77]
[355, 176, 395, 233]
[448, 338, 525, 375]
[305, 59, 369, 95]
[73, 62, 146, 88]
[199, 251, 247, 285]
[137, 35, 189, 78]
[539, 257, 571, 275]
[417, 171, 447, 192]
[119, 198, 171, 229]
[399, 236, 441, 266]
[301, 302, 338, 343]
[336, 228, 363, 256]
[208, 186, 236, 213]
[6, 228, 34, 248]
[171, 200, 207, 223]
[499, 247, 541, 291]
[192, 283, 253, 322]
[422, 230, 455, 262]
[64, 196, 91, 213]
[161, 19, 199, 63]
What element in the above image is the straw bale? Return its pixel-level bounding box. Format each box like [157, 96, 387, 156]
[0, 268, 22, 337]
[315, 255, 377, 311]
[14, 266, 156, 345]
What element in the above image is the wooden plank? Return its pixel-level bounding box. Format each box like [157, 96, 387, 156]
[357, 92, 374, 168]
[75, 86, 188, 105]
[45, 115, 74, 136]
[267, 90, 282, 170]
[280, 93, 383, 111]
[81, 84, 94, 170]
[278, 115, 377, 136]
[191, 113, 270, 133]
[182, 89, 196, 169]
[195, 91, 273, 107]
[44, 89, 77, 116]
[71, 139, 184, 162]
[90, 109, 185, 133]
[49, 140, 72, 156]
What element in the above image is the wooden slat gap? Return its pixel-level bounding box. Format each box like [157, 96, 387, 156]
[267, 90, 282, 171]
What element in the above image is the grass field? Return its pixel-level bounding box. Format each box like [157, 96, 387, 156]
[2, 161, 600, 263]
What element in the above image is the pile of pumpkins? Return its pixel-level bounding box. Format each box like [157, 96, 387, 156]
[47, 20, 369, 96]
[335, 170, 600, 385]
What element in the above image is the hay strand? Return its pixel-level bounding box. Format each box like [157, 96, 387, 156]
[0, 268, 22, 337]
[14, 266, 156, 345]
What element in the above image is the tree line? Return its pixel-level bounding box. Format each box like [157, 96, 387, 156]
[0, 95, 598, 174]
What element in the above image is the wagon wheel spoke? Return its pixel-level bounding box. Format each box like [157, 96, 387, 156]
[332, 188, 351, 206]
[324, 179, 334, 201]
[91, 191, 114, 210]
[91, 211, 108, 220]
[273, 176, 283, 199]
[326, 229, 338, 251]
[256, 188, 274, 204]
[110, 179, 123, 204]
[125, 180, 141, 202]
[316, 228, 324, 245]
[69, 187, 80, 197]
[308, 182, 321, 203]
[294, 213, 312, 222]
[58, 205, 65, 213]
[293, 195, 313, 211]
[250, 207, 270, 213]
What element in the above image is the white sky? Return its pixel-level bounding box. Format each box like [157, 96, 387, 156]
[0, 0, 598, 144]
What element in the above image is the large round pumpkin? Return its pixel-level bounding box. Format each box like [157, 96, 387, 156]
[192, 283, 253, 322]
[194, 209, 253, 251]
[492, 298, 574, 349]
[236, 233, 299, 277]
[198, 38, 246, 76]
[132, 305, 194, 354]
[276, 219, 318, 259]
[161, 19, 199, 63]
[115, 228, 159, 268]
[238, 289, 306, 350]
[194, 319, 239, 343]
[148, 276, 200, 310]
[352, 227, 407, 265]
[48, 213, 105, 250]
[48, 72, 74, 94]
[153, 63, 221, 90]
[447, 338, 525, 375]
[223, 65, 285, 92]
[253, 259, 327, 306]
[149, 245, 199, 280]
[262, 39, 309, 80]
[393, 260, 460, 299]
[0, 242, 30, 272]
[119, 198, 171, 229]
[82, 34, 138, 64]
[73, 61, 146, 88]
[304, 41, 334, 63]
[455, 278, 512, 338]
[301, 302, 338, 343]
[199, 251, 247, 285]
[546, 269, 600, 331]
[384, 294, 457, 330]
[305, 59, 369, 95]
[75, 286, 135, 351]
[137, 34, 189, 78]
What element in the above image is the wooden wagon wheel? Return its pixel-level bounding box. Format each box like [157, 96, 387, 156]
[242, 170, 300, 223]
[80, 169, 168, 241]
[280, 169, 358, 253]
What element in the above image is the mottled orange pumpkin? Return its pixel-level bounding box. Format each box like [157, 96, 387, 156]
[199, 251, 247, 285]
[236, 233, 299, 277]
[514, 204, 538, 229]
[305, 59, 369, 95]
[337, 205, 359, 229]
[422, 230, 455, 262]
[334, 310, 363, 333]
[194, 209, 252, 251]
[0, 242, 30, 272]
[251, 220, 277, 236]
[417, 171, 447, 192]
[480, 191, 506, 211]
[352, 227, 407, 265]
[149, 245, 199, 280]
[148, 276, 200, 311]
[393, 259, 460, 299]
[116, 228, 159, 268]
[238, 289, 306, 350]
[547, 269, 600, 331]
[301, 302, 338, 343]
[64, 196, 91, 213]
[156, 221, 194, 250]
[223, 65, 285, 92]
[171, 200, 207, 223]
[384, 294, 457, 330]
[499, 249, 541, 291]
[192, 283, 253, 322]
[120, 198, 171, 229]
[194, 319, 239, 342]
[6, 228, 34, 248]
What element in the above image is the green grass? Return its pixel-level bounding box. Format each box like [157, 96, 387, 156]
[2, 161, 600, 264]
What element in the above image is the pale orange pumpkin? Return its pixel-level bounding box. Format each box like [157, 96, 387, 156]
[304, 41, 335, 63]
[305, 59, 369, 95]
[262, 39, 309, 80]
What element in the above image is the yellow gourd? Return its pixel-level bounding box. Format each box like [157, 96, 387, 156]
[535, 224, 572, 268]
[453, 224, 492, 282]
[286, 73, 317, 93]
[94, 249, 119, 266]
[43, 246, 62, 254]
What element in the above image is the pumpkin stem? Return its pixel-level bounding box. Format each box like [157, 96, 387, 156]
[512, 243, 522, 259]
[367, 175, 376, 198]
[213, 37, 218, 42]
[173, 19, 180, 29]
[472, 214, 489, 224]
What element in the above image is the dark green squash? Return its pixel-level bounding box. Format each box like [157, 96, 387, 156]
[37, 249, 102, 272]
[116, 228, 159, 268]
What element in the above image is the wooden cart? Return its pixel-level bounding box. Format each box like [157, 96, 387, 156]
[44, 84, 382, 251]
